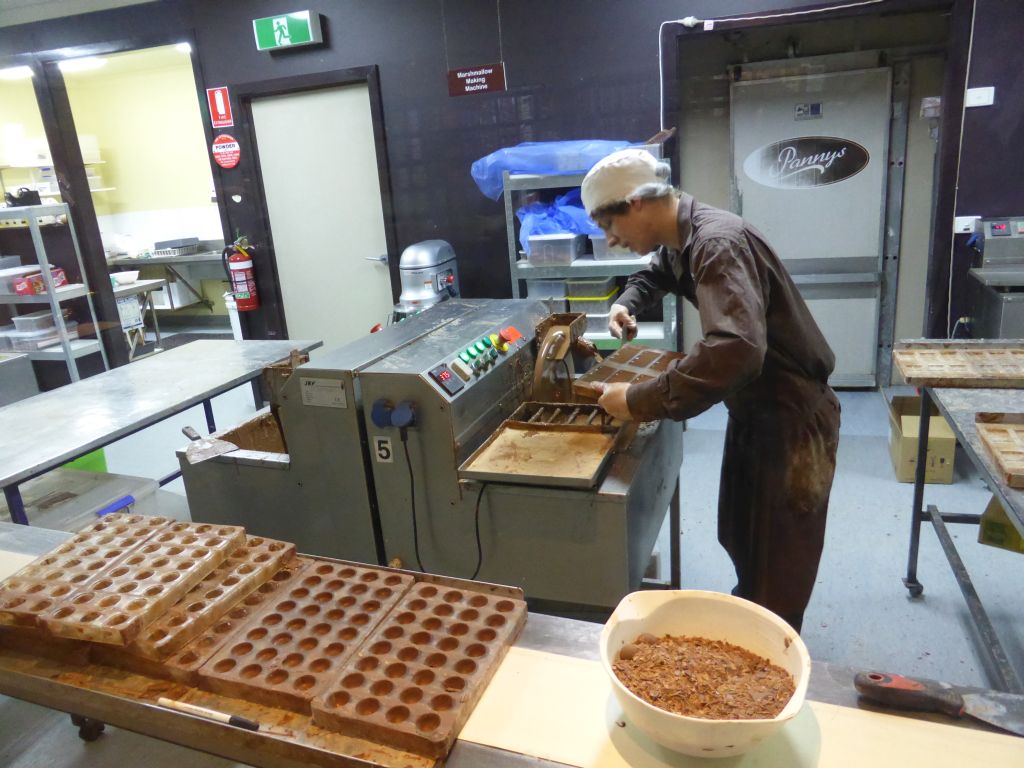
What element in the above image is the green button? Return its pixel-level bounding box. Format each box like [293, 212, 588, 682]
[459, 351, 471, 363]
[475, 341, 487, 353]
[467, 347, 478, 358]
[482, 336, 493, 348]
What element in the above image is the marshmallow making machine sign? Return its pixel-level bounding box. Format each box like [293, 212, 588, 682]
[181, 299, 682, 613]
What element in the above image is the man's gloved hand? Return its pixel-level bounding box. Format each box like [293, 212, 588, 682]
[608, 303, 638, 341]
[592, 382, 632, 421]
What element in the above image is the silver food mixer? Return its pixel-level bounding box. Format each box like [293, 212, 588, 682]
[394, 239, 459, 320]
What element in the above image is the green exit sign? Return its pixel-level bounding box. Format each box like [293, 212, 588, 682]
[253, 11, 323, 51]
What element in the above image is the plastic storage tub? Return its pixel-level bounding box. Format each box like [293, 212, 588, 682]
[566, 276, 614, 297]
[0, 325, 14, 351]
[568, 285, 619, 314]
[526, 233, 585, 265]
[525, 279, 567, 312]
[0, 267, 36, 294]
[10, 321, 78, 351]
[590, 234, 644, 260]
[12, 310, 56, 332]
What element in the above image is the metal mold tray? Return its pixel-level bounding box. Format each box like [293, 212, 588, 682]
[457, 401, 621, 489]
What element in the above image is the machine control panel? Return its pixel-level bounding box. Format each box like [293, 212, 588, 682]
[428, 363, 465, 396]
[425, 325, 526, 398]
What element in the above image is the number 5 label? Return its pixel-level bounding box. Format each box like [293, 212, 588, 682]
[374, 437, 393, 463]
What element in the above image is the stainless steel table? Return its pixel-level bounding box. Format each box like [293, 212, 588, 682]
[109, 252, 223, 311]
[0, 340, 320, 526]
[904, 387, 1024, 693]
[0, 522, 891, 768]
[112, 278, 166, 361]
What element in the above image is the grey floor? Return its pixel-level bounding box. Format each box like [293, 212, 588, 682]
[2, 385, 1023, 767]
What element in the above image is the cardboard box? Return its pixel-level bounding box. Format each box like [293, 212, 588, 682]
[887, 395, 956, 484]
[978, 495, 1024, 554]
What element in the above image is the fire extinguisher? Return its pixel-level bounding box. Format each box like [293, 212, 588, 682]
[222, 238, 259, 311]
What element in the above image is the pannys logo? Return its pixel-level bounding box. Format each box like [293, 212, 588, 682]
[743, 136, 869, 189]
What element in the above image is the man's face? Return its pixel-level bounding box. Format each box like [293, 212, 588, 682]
[595, 199, 654, 255]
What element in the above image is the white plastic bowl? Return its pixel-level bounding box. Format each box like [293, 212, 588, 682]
[112, 270, 139, 285]
[599, 590, 809, 758]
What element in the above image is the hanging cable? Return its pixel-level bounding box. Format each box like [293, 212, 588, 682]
[470, 482, 489, 581]
[400, 428, 426, 573]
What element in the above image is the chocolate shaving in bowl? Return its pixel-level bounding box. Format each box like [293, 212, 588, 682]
[612, 635, 795, 720]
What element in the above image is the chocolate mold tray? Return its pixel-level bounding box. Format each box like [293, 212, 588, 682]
[6, 513, 174, 590]
[91, 558, 308, 685]
[199, 561, 415, 713]
[131, 535, 296, 660]
[311, 581, 527, 757]
[40, 522, 246, 645]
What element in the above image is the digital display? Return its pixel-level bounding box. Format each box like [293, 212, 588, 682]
[429, 364, 464, 396]
[991, 222, 1010, 235]
[993, 223, 1008, 231]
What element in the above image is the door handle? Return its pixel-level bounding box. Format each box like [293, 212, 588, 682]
[364, 254, 388, 264]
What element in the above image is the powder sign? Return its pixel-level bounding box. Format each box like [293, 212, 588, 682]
[743, 136, 869, 189]
[448, 62, 506, 97]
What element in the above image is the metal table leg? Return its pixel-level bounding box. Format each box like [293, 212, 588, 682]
[903, 388, 931, 597]
[202, 399, 216, 434]
[251, 379, 264, 409]
[3, 484, 28, 526]
[670, 473, 681, 589]
[927, 504, 1024, 693]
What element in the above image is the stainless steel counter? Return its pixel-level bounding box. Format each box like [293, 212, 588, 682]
[0, 340, 320, 524]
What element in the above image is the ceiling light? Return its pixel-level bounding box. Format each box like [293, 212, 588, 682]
[58, 57, 107, 74]
[0, 66, 33, 80]
[175, 42, 192, 54]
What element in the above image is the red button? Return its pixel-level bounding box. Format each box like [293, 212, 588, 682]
[446, 274, 455, 284]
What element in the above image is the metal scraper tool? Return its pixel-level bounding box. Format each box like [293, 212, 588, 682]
[181, 425, 238, 464]
[855, 671, 1024, 737]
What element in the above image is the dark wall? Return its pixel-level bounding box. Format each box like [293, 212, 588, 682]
[4, 0, 1016, 342]
[943, 0, 1024, 336]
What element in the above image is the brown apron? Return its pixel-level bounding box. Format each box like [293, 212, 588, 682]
[717, 387, 841, 632]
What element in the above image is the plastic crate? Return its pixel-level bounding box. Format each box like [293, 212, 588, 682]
[10, 321, 78, 351]
[525, 279, 567, 312]
[586, 313, 610, 333]
[12, 310, 55, 332]
[526, 234, 585, 265]
[590, 234, 644, 260]
[566, 276, 614, 297]
[0, 267, 36, 294]
[568, 286, 619, 314]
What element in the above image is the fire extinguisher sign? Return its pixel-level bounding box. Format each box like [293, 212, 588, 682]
[206, 86, 233, 128]
[212, 134, 240, 169]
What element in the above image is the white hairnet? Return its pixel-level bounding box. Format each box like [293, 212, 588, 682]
[581, 148, 672, 215]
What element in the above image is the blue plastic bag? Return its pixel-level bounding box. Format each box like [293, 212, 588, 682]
[517, 189, 600, 256]
[471, 140, 631, 200]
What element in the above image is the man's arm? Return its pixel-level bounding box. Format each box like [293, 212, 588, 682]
[615, 246, 676, 317]
[625, 237, 768, 421]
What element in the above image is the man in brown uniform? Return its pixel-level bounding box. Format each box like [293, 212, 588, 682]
[581, 149, 840, 632]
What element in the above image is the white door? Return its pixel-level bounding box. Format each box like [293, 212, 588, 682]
[251, 84, 393, 352]
[731, 68, 892, 386]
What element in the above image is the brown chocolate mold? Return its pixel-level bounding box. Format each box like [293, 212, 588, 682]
[198, 561, 415, 712]
[131, 535, 296, 660]
[311, 583, 527, 758]
[93, 559, 307, 685]
[40, 522, 245, 646]
[4, 513, 174, 590]
[573, 343, 684, 401]
[0, 578, 77, 627]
